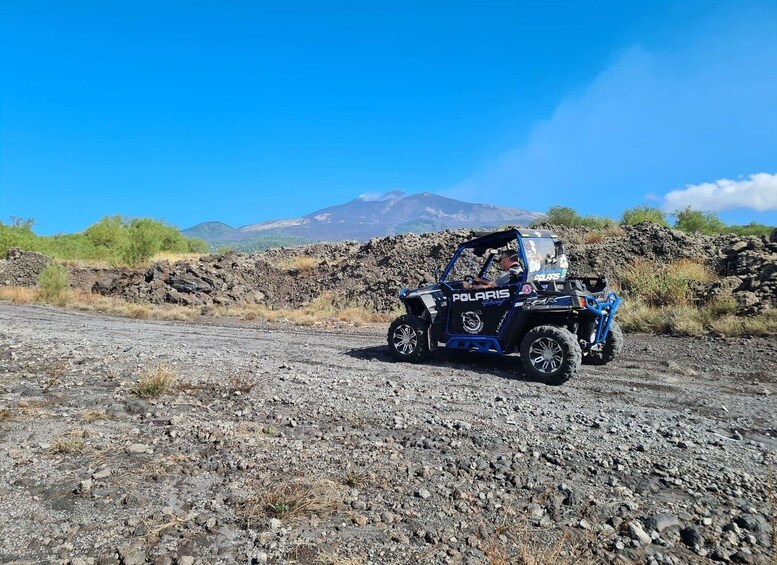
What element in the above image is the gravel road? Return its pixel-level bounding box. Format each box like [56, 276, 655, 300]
[1, 303, 775, 564]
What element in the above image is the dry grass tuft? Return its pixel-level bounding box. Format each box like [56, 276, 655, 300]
[237, 477, 345, 527]
[54, 252, 208, 269]
[50, 429, 87, 454]
[0, 285, 391, 328]
[151, 251, 207, 264]
[133, 363, 179, 399]
[79, 409, 109, 423]
[481, 514, 596, 565]
[619, 301, 776, 336]
[211, 292, 399, 328]
[0, 286, 198, 322]
[0, 286, 36, 303]
[276, 255, 319, 276]
[343, 469, 366, 488]
[316, 551, 365, 565]
[0, 408, 15, 422]
[226, 368, 256, 393]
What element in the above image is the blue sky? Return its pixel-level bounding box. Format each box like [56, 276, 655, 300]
[1, 1, 775, 234]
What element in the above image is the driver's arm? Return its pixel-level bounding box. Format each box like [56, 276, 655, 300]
[464, 277, 495, 289]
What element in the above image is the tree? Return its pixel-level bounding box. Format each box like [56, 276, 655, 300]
[123, 218, 165, 265]
[542, 206, 583, 227]
[673, 207, 726, 235]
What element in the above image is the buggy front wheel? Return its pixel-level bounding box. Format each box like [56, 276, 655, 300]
[387, 315, 432, 363]
[520, 325, 582, 385]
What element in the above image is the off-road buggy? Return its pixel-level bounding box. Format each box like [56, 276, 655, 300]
[387, 228, 622, 385]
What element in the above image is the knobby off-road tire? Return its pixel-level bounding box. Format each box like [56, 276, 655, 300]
[520, 325, 582, 385]
[583, 320, 624, 366]
[387, 315, 432, 363]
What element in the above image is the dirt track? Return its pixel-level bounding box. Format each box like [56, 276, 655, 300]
[1, 303, 775, 564]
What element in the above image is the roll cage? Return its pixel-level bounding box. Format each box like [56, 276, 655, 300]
[440, 228, 566, 285]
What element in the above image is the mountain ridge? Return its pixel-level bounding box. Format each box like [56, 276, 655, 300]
[183, 191, 541, 250]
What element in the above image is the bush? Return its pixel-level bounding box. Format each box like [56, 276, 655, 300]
[673, 207, 726, 235]
[580, 215, 616, 229]
[187, 237, 209, 253]
[85, 215, 127, 249]
[1, 215, 207, 266]
[725, 222, 773, 237]
[542, 206, 582, 227]
[621, 205, 669, 226]
[533, 206, 615, 229]
[618, 259, 714, 307]
[37, 264, 70, 304]
[123, 218, 165, 265]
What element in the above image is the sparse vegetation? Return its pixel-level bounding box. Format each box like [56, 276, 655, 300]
[0, 285, 397, 328]
[613, 259, 777, 336]
[37, 264, 70, 304]
[315, 551, 365, 565]
[343, 469, 366, 488]
[79, 409, 109, 423]
[618, 259, 715, 307]
[223, 292, 400, 327]
[529, 204, 772, 237]
[133, 363, 179, 399]
[50, 429, 87, 454]
[0, 286, 197, 320]
[480, 512, 596, 565]
[619, 300, 776, 336]
[621, 205, 670, 226]
[532, 206, 616, 230]
[237, 477, 344, 526]
[276, 255, 319, 276]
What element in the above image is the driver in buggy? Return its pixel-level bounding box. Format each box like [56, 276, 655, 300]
[463, 250, 523, 289]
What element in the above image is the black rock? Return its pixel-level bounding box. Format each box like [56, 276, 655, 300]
[680, 526, 704, 549]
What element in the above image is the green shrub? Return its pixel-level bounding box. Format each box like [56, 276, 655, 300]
[85, 215, 127, 249]
[37, 264, 70, 303]
[541, 206, 582, 227]
[673, 207, 726, 235]
[123, 218, 165, 265]
[619, 259, 714, 307]
[2, 216, 206, 266]
[725, 222, 773, 237]
[579, 215, 616, 229]
[533, 206, 615, 229]
[621, 205, 669, 226]
[187, 237, 209, 253]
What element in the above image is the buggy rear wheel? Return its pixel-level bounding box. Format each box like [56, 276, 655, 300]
[387, 315, 432, 363]
[520, 325, 581, 385]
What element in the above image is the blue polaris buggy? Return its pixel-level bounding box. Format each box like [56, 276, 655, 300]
[387, 228, 622, 385]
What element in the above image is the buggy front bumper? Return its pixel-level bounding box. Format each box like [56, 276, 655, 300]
[583, 292, 621, 346]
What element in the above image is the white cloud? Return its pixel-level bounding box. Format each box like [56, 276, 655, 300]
[662, 173, 777, 212]
[357, 191, 383, 201]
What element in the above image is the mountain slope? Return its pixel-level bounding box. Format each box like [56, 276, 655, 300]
[181, 221, 238, 241]
[184, 191, 541, 247]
